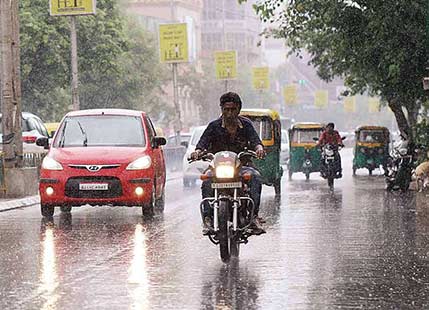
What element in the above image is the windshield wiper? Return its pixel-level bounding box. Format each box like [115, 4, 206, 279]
[76, 120, 88, 147]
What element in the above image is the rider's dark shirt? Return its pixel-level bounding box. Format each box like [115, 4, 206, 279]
[196, 116, 262, 154]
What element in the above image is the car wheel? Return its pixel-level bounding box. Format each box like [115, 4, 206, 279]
[60, 206, 72, 213]
[155, 190, 165, 212]
[41, 204, 55, 218]
[142, 185, 155, 217]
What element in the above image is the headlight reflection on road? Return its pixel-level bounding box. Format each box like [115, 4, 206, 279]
[39, 227, 59, 310]
[128, 223, 149, 310]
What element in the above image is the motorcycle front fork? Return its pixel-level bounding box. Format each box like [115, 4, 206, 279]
[212, 189, 239, 231]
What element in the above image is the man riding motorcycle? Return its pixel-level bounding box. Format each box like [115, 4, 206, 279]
[317, 122, 344, 178]
[190, 92, 266, 235]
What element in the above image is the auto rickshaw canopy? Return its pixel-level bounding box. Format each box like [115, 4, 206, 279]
[240, 108, 280, 147]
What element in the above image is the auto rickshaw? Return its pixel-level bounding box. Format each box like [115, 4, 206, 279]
[240, 108, 283, 195]
[288, 122, 324, 180]
[353, 126, 390, 175]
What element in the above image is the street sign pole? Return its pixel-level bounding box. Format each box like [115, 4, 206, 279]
[172, 62, 182, 144]
[70, 16, 80, 111]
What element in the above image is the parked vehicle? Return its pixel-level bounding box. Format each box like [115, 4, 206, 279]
[353, 126, 390, 175]
[240, 108, 283, 195]
[191, 149, 259, 263]
[288, 122, 324, 180]
[182, 125, 209, 187]
[0, 112, 49, 144]
[385, 137, 418, 191]
[166, 132, 192, 148]
[37, 109, 166, 217]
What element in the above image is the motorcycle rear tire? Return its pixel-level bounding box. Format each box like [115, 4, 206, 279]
[218, 200, 231, 263]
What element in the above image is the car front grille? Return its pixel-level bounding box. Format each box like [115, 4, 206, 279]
[65, 176, 122, 198]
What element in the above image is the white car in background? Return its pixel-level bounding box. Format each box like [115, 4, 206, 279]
[280, 129, 290, 165]
[182, 125, 209, 187]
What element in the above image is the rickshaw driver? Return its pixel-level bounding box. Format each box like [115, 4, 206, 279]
[190, 92, 266, 235]
[317, 122, 344, 178]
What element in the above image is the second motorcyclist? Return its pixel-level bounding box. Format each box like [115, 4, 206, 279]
[190, 92, 266, 235]
[317, 122, 344, 178]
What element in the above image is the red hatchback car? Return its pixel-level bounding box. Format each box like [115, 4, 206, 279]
[37, 109, 167, 217]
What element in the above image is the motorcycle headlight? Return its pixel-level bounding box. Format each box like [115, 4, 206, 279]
[42, 157, 63, 170]
[398, 148, 408, 156]
[126, 156, 151, 170]
[325, 149, 334, 156]
[215, 165, 234, 178]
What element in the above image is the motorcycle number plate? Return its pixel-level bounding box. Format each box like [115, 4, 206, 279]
[212, 182, 242, 189]
[79, 183, 109, 190]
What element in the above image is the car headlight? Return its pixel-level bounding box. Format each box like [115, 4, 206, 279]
[126, 156, 152, 170]
[215, 165, 234, 178]
[42, 157, 63, 170]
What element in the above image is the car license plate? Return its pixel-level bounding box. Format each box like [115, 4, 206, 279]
[211, 182, 242, 189]
[79, 183, 109, 191]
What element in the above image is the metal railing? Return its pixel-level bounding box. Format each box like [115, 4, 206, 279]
[0, 151, 47, 190]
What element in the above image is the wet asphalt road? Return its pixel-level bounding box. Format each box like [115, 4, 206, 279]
[1, 149, 429, 309]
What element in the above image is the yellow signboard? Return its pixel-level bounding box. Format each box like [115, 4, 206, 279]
[214, 51, 237, 80]
[159, 23, 189, 63]
[252, 67, 270, 90]
[283, 85, 297, 105]
[50, 0, 96, 16]
[368, 98, 380, 113]
[344, 96, 356, 113]
[314, 90, 328, 108]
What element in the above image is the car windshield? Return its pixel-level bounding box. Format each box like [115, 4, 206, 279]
[292, 129, 322, 143]
[359, 130, 386, 143]
[54, 115, 145, 147]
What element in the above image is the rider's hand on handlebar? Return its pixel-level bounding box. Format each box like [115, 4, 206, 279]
[255, 145, 265, 159]
[190, 149, 202, 160]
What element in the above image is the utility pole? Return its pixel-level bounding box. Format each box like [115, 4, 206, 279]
[70, 16, 80, 110]
[0, 0, 22, 168]
[169, 0, 182, 145]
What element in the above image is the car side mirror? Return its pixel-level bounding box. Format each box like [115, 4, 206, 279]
[180, 141, 189, 149]
[313, 137, 319, 141]
[36, 137, 49, 149]
[341, 136, 346, 140]
[153, 136, 167, 148]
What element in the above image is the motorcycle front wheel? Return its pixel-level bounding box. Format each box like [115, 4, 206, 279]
[218, 200, 231, 263]
[328, 177, 334, 190]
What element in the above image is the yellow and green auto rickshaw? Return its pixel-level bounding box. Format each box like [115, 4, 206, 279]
[353, 126, 390, 175]
[288, 122, 324, 180]
[240, 108, 283, 195]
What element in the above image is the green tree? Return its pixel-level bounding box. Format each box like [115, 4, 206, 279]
[242, 0, 428, 140]
[19, 0, 168, 122]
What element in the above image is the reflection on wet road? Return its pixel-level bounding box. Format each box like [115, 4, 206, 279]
[0, 150, 429, 309]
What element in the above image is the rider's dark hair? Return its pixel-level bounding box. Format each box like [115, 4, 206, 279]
[220, 92, 242, 110]
[327, 122, 335, 129]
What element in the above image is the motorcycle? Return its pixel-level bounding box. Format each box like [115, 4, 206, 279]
[190, 149, 258, 263]
[385, 138, 418, 191]
[314, 137, 346, 190]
